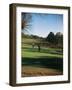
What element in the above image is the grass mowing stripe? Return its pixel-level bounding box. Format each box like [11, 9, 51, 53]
[22, 51, 63, 58]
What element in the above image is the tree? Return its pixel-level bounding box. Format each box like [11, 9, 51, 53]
[46, 32, 55, 44]
[21, 13, 32, 33]
[55, 32, 63, 44]
[55, 32, 63, 48]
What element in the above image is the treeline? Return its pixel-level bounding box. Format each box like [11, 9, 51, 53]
[22, 33, 43, 39]
[46, 32, 63, 48]
[22, 32, 63, 49]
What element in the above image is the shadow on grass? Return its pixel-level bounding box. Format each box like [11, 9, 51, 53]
[22, 57, 63, 72]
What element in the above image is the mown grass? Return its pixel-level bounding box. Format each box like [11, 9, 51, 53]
[22, 44, 63, 58]
[21, 38, 63, 77]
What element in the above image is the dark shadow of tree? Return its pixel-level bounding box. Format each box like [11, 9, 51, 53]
[22, 57, 63, 72]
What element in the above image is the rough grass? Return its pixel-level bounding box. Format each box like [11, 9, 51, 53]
[22, 66, 63, 77]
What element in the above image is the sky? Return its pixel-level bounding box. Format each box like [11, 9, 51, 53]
[22, 13, 63, 38]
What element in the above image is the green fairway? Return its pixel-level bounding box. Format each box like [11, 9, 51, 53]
[22, 44, 63, 58]
[22, 43, 63, 68]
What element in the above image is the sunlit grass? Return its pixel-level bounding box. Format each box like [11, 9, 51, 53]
[21, 44, 63, 58]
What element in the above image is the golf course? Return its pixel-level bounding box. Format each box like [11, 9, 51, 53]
[21, 37, 63, 77]
[21, 13, 63, 77]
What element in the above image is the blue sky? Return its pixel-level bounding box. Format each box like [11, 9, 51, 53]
[22, 13, 63, 38]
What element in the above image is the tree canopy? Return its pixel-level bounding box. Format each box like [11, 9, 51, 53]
[21, 13, 32, 33]
[46, 32, 55, 44]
